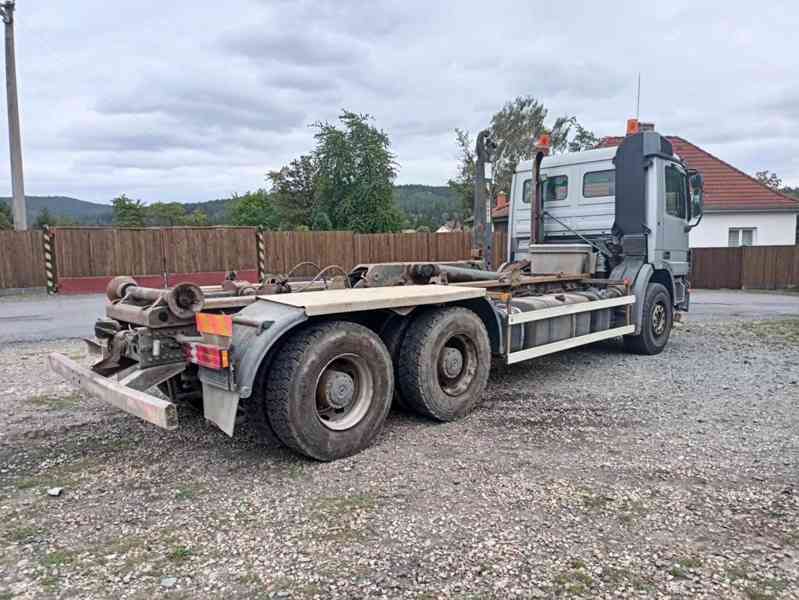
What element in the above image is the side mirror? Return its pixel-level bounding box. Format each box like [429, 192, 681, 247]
[686, 171, 704, 230]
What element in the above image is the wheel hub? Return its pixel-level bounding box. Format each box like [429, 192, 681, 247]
[652, 302, 667, 336]
[319, 370, 355, 410]
[440, 347, 464, 379]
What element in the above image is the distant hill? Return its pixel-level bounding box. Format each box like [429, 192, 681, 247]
[392, 185, 461, 229]
[0, 196, 113, 225]
[3, 185, 461, 228]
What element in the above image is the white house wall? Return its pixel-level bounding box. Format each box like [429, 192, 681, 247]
[689, 212, 797, 247]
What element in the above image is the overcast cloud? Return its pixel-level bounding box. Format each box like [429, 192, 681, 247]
[1, 0, 797, 204]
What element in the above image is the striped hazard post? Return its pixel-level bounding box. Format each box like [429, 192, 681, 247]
[42, 225, 57, 294]
[256, 227, 266, 282]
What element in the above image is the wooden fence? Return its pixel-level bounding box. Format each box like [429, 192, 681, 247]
[0, 230, 46, 289]
[3, 226, 798, 292]
[261, 231, 507, 273]
[690, 246, 799, 289]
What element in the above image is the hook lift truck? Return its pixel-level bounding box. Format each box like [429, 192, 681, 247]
[50, 123, 705, 461]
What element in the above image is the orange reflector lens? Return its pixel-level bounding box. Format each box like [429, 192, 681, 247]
[196, 312, 233, 337]
[183, 342, 230, 370]
[536, 133, 551, 148]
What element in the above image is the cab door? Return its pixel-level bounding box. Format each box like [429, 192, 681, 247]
[657, 162, 690, 275]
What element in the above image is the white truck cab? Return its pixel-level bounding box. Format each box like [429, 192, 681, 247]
[507, 129, 704, 352]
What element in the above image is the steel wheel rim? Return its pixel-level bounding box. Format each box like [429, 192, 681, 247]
[315, 353, 373, 431]
[652, 302, 667, 336]
[437, 334, 478, 396]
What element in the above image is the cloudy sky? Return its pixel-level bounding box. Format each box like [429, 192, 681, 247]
[1, 0, 797, 204]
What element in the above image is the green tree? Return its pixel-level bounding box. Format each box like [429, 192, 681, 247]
[568, 124, 600, 152]
[228, 190, 279, 229]
[313, 111, 404, 233]
[447, 128, 476, 218]
[145, 202, 187, 226]
[185, 209, 208, 226]
[268, 154, 318, 228]
[755, 170, 783, 190]
[450, 96, 597, 208]
[33, 207, 53, 229]
[112, 194, 146, 227]
[0, 202, 12, 230]
[310, 210, 333, 231]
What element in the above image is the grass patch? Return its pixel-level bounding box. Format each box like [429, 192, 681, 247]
[42, 550, 74, 567]
[174, 485, 203, 501]
[581, 493, 614, 509]
[739, 319, 799, 344]
[4, 525, 42, 543]
[27, 393, 81, 411]
[0, 592, 15, 600]
[744, 586, 783, 600]
[313, 494, 376, 515]
[39, 574, 60, 593]
[168, 546, 193, 563]
[554, 564, 594, 596]
[668, 557, 703, 579]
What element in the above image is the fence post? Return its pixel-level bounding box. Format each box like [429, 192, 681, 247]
[42, 225, 57, 294]
[256, 227, 266, 281]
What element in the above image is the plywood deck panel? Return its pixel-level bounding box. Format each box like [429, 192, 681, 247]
[260, 285, 486, 316]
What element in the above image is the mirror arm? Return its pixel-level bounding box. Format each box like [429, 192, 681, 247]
[685, 211, 704, 232]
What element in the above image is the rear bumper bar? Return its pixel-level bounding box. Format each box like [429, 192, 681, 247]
[48, 353, 178, 430]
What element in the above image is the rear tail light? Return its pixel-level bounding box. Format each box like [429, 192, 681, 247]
[183, 342, 229, 370]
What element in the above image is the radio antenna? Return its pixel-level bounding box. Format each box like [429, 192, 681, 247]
[635, 73, 641, 120]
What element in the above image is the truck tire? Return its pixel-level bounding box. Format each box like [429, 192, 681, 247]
[397, 307, 490, 421]
[264, 321, 393, 461]
[624, 282, 673, 355]
[379, 316, 411, 411]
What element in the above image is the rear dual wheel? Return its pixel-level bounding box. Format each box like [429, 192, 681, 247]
[397, 307, 491, 421]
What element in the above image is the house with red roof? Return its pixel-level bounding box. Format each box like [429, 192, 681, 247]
[492, 131, 799, 247]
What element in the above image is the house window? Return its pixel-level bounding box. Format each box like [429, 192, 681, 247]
[665, 165, 687, 218]
[728, 228, 756, 247]
[583, 170, 615, 197]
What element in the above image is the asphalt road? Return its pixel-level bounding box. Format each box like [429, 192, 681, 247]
[0, 289, 797, 344]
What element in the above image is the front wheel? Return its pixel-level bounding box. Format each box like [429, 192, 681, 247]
[263, 321, 393, 461]
[624, 282, 673, 355]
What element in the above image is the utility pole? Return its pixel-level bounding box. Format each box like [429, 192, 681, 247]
[1, 1, 26, 230]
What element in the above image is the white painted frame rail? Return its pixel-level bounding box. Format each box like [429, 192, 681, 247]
[505, 295, 636, 365]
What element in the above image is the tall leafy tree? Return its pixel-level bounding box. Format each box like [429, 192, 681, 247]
[33, 207, 53, 229]
[112, 194, 146, 227]
[268, 155, 319, 229]
[313, 111, 404, 233]
[755, 170, 783, 190]
[447, 128, 476, 218]
[0, 202, 13, 230]
[450, 96, 598, 209]
[145, 202, 209, 226]
[228, 190, 280, 229]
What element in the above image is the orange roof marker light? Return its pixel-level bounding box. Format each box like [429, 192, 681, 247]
[535, 132, 551, 150]
[626, 118, 640, 135]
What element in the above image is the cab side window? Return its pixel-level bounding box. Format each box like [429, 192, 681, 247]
[544, 175, 568, 202]
[521, 178, 531, 203]
[665, 165, 687, 218]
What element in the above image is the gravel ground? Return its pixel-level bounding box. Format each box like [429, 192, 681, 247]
[1, 317, 798, 599]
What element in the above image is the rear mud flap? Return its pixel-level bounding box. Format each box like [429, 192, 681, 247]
[202, 382, 239, 437]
